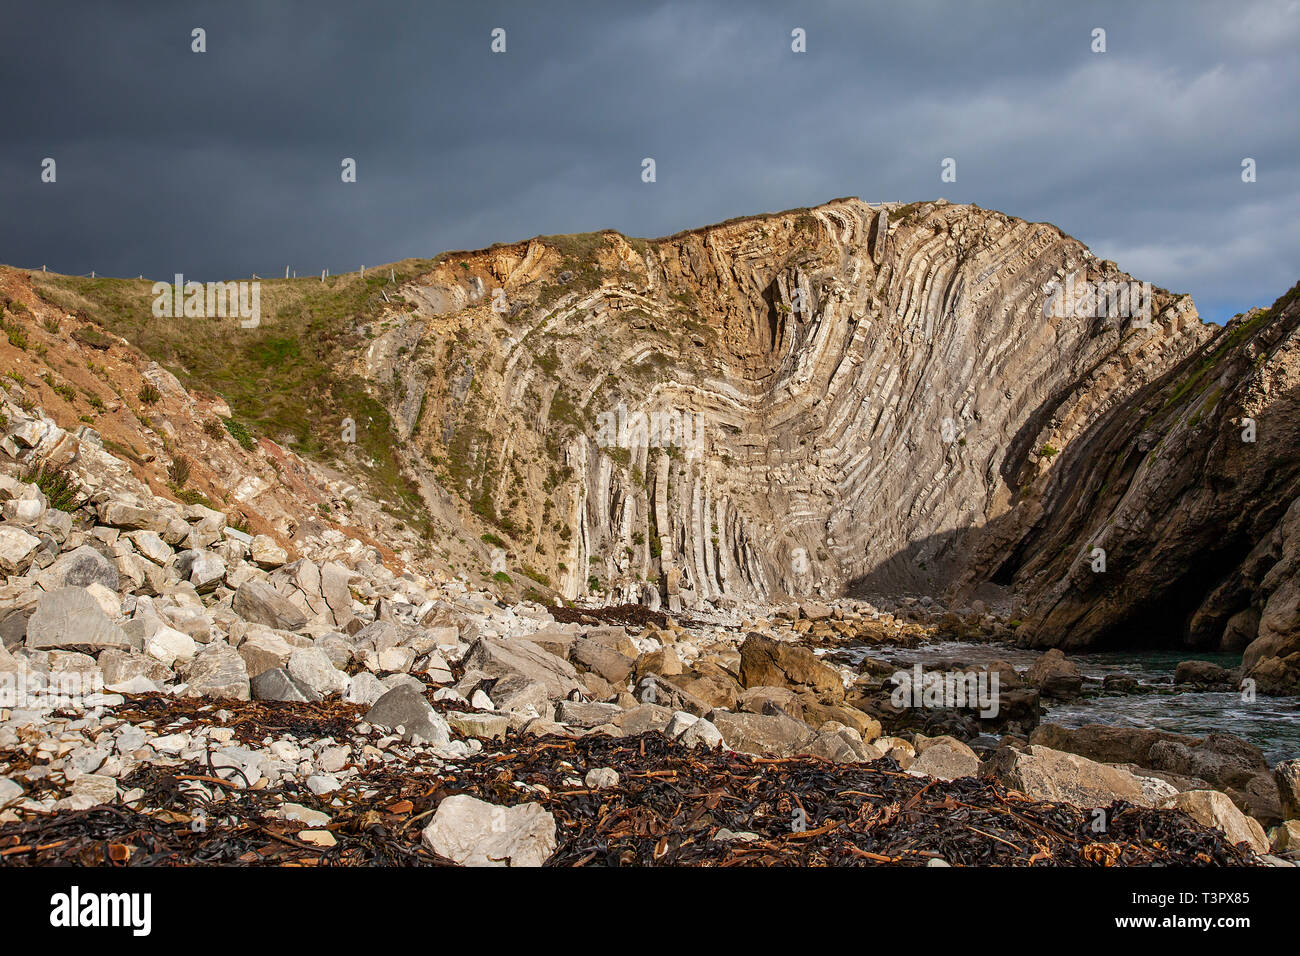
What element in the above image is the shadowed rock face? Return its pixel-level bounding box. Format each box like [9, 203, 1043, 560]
[368, 198, 1217, 626]
[989, 283, 1300, 653]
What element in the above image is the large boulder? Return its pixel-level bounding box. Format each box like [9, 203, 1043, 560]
[569, 637, 634, 685]
[1173, 660, 1234, 686]
[364, 684, 451, 745]
[236, 628, 296, 678]
[553, 700, 623, 729]
[611, 703, 673, 735]
[250, 534, 289, 569]
[144, 625, 198, 668]
[251, 667, 320, 703]
[634, 675, 710, 716]
[36, 545, 120, 592]
[908, 737, 980, 781]
[1145, 733, 1270, 792]
[287, 647, 349, 697]
[25, 587, 132, 653]
[233, 580, 308, 631]
[174, 550, 225, 593]
[462, 636, 581, 700]
[1030, 723, 1192, 765]
[1033, 723, 1279, 823]
[182, 643, 250, 700]
[708, 710, 814, 757]
[983, 744, 1156, 807]
[0, 527, 41, 574]
[98, 500, 167, 532]
[421, 795, 556, 867]
[1161, 790, 1269, 855]
[1025, 649, 1082, 699]
[738, 632, 844, 700]
[674, 663, 742, 711]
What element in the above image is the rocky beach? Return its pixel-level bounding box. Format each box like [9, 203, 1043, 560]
[0, 351, 1296, 866]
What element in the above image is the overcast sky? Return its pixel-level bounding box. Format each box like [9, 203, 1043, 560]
[1, 0, 1296, 322]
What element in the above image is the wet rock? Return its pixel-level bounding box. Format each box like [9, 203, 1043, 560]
[1102, 674, 1140, 694]
[1026, 649, 1082, 700]
[1174, 660, 1233, 687]
[421, 794, 556, 867]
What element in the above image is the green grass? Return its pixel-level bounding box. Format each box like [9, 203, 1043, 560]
[32, 262, 437, 525]
[223, 417, 256, 450]
[25, 462, 83, 512]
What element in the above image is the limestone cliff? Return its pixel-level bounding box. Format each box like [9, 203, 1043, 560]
[360, 198, 1213, 620]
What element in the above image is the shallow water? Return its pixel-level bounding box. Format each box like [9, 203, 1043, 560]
[851, 640, 1300, 764]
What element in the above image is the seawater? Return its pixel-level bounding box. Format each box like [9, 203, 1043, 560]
[851, 640, 1300, 764]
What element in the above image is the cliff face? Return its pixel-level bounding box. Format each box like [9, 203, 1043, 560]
[995, 283, 1300, 660]
[362, 198, 1212, 618]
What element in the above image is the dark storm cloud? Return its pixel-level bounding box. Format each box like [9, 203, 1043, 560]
[1, 0, 1296, 321]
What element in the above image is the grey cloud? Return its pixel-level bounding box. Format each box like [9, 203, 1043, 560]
[0, 0, 1295, 322]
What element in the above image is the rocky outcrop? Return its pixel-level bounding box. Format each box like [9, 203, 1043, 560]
[992, 283, 1300, 653]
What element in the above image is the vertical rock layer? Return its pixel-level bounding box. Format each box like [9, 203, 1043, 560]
[365, 197, 1252, 646]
